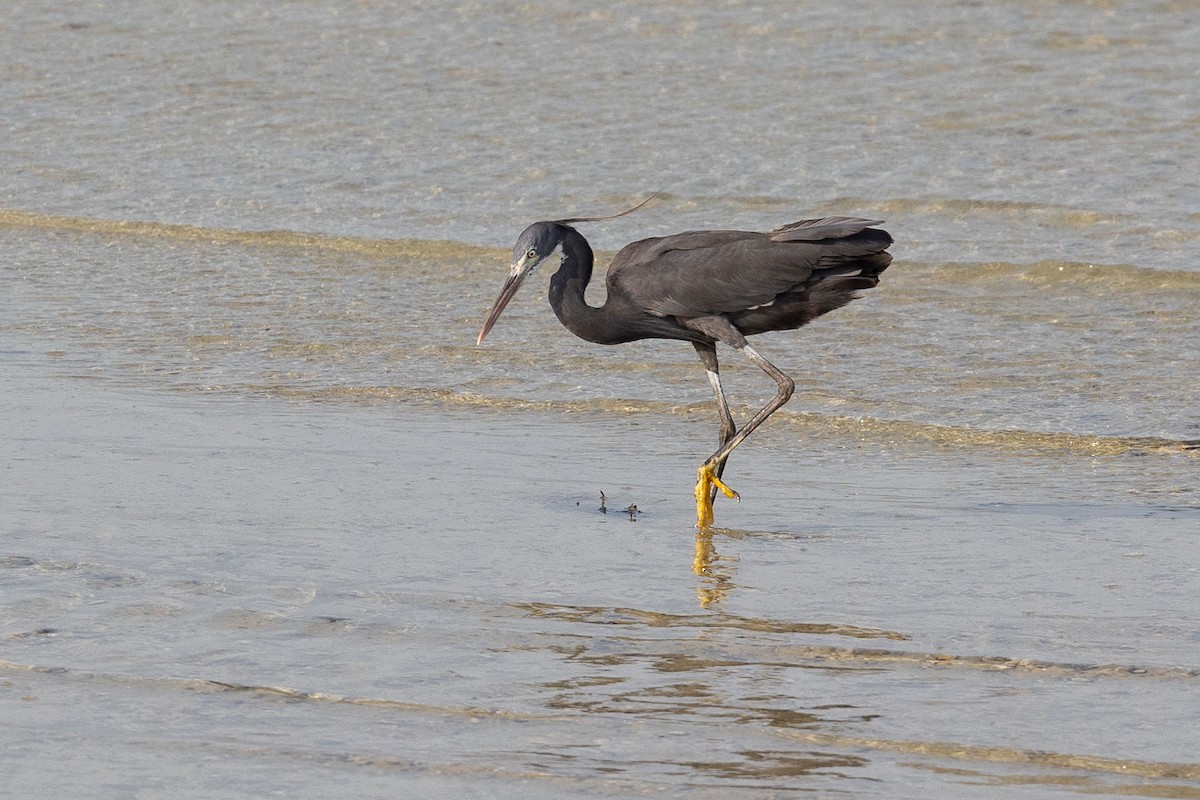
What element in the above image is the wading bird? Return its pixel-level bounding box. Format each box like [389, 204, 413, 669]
[476, 198, 893, 528]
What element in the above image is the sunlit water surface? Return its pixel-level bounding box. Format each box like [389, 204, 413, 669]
[2, 1, 1198, 797]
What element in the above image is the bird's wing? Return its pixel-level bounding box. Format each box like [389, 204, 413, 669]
[608, 223, 889, 318]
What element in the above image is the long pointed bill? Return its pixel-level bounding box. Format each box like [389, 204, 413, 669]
[476, 262, 532, 345]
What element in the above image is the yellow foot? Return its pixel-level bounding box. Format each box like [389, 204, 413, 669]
[694, 463, 740, 528]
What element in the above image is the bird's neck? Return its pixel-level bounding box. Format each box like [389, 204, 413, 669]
[548, 227, 618, 345]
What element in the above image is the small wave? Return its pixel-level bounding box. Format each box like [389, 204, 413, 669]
[509, 604, 1200, 681]
[638, 192, 1137, 225]
[910, 258, 1200, 291]
[244, 384, 1199, 457]
[5, 658, 1195, 783]
[7, 206, 1196, 289]
[826, 195, 1154, 227]
[0, 659, 544, 720]
[515, 602, 908, 641]
[778, 411, 1200, 456]
[0, 207, 491, 262]
[779, 730, 1200, 781]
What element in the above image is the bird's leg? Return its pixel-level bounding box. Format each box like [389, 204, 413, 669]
[693, 341, 736, 498]
[693, 341, 739, 528]
[695, 344, 795, 528]
[683, 318, 795, 528]
[704, 343, 795, 470]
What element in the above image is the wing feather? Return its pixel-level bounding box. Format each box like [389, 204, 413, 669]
[769, 216, 884, 242]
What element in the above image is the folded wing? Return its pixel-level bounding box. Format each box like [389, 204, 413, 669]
[608, 218, 892, 319]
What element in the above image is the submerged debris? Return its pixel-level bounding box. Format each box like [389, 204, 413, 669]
[598, 491, 641, 522]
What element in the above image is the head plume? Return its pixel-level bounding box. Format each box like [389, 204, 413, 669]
[553, 191, 661, 226]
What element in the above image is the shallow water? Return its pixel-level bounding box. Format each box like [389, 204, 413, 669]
[4, 353, 1199, 798]
[2, 0, 1199, 797]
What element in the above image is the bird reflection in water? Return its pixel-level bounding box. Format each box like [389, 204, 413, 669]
[477, 195, 892, 529]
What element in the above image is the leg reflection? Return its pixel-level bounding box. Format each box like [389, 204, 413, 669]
[693, 528, 739, 609]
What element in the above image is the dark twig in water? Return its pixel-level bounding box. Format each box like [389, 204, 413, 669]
[598, 491, 641, 522]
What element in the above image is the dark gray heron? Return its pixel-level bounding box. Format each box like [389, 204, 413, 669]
[477, 197, 893, 528]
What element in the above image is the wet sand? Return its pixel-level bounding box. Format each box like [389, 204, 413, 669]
[4, 346, 1198, 798]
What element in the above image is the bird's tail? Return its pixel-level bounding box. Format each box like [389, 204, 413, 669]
[813, 232, 893, 287]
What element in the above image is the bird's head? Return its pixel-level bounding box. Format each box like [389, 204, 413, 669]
[476, 221, 565, 345]
[475, 194, 659, 346]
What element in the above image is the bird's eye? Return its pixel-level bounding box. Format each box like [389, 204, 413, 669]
[526, 248, 537, 260]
